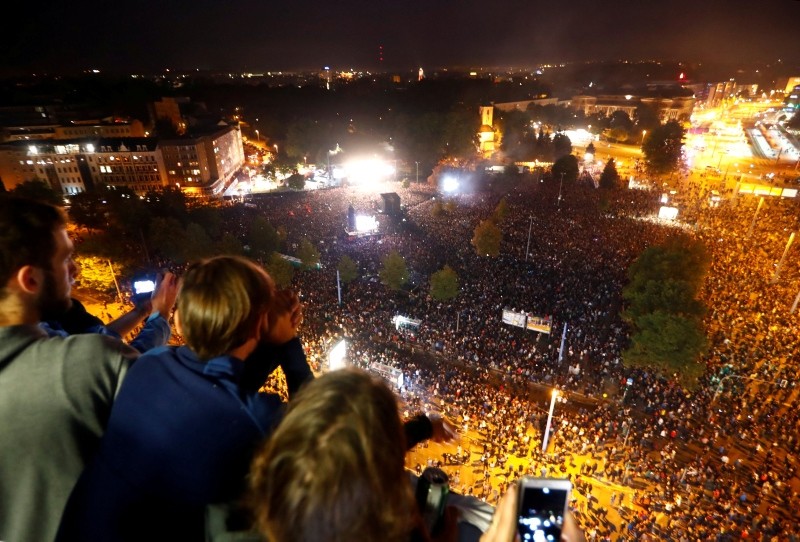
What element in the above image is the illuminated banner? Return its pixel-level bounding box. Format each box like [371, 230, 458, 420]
[370, 362, 404, 389]
[526, 315, 552, 335]
[502, 309, 527, 328]
[502, 309, 552, 334]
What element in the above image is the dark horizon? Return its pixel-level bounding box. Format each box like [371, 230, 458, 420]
[3, 0, 800, 77]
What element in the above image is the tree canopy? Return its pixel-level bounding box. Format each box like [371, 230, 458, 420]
[598, 158, 621, 189]
[622, 234, 709, 388]
[379, 250, 409, 291]
[337, 255, 358, 284]
[430, 265, 460, 301]
[9, 180, 62, 206]
[265, 252, 295, 288]
[551, 154, 579, 184]
[297, 238, 321, 270]
[472, 219, 502, 257]
[642, 120, 685, 176]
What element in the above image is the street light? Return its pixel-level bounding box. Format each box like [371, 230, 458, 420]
[557, 172, 564, 210]
[415, 161, 419, 184]
[641, 129, 647, 146]
[255, 129, 260, 142]
[541, 389, 559, 453]
[771, 231, 795, 284]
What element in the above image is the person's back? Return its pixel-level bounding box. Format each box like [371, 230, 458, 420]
[0, 196, 144, 542]
[57, 255, 308, 542]
[57, 344, 284, 541]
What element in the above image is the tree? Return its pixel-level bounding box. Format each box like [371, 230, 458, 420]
[73, 255, 117, 295]
[10, 180, 63, 206]
[642, 120, 685, 176]
[622, 311, 707, 387]
[144, 186, 187, 222]
[633, 104, 660, 133]
[216, 232, 244, 256]
[551, 154, 579, 184]
[379, 250, 409, 291]
[622, 235, 709, 388]
[494, 197, 509, 222]
[430, 265, 459, 301]
[552, 133, 572, 160]
[247, 217, 280, 258]
[68, 191, 109, 229]
[265, 252, 295, 289]
[286, 173, 305, 190]
[598, 158, 621, 189]
[297, 238, 321, 270]
[337, 255, 358, 284]
[472, 219, 502, 257]
[148, 217, 189, 264]
[182, 223, 214, 262]
[586, 142, 596, 155]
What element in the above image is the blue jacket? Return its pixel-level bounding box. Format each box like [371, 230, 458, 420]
[57, 338, 311, 542]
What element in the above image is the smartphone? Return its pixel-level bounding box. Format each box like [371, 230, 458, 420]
[516, 477, 571, 542]
[131, 274, 157, 304]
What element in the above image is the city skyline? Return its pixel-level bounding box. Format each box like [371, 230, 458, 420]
[4, 0, 800, 76]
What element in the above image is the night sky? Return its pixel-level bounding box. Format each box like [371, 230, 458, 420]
[4, 0, 800, 75]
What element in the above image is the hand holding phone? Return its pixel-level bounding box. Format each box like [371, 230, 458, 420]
[516, 477, 571, 541]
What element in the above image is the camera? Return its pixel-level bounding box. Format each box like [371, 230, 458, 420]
[516, 477, 571, 541]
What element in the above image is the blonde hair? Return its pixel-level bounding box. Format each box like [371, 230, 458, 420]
[248, 368, 414, 542]
[177, 256, 274, 361]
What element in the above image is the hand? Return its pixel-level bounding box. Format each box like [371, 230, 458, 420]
[480, 487, 518, 542]
[263, 289, 302, 345]
[428, 413, 458, 444]
[150, 272, 179, 317]
[480, 487, 585, 542]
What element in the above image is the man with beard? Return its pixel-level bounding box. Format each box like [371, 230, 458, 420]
[0, 196, 178, 542]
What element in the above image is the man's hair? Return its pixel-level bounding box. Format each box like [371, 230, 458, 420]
[177, 256, 274, 361]
[248, 368, 413, 542]
[0, 196, 67, 291]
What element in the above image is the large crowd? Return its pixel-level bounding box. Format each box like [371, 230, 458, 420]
[224, 172, 800, 541]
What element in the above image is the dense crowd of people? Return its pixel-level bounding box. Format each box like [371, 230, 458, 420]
[229, 173, 800, 541]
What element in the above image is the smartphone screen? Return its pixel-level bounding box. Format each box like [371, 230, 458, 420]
[517, 478, 570, 542]
[133, 278, 156, 296]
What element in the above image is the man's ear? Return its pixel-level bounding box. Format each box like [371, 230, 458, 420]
[15, 265, 43, 295]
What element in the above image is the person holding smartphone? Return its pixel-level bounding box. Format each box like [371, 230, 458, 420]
[480, 482, 585, 542]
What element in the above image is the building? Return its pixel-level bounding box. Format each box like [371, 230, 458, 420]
[492, 97, 561, 112]
[571, 86, 695, 122]
[159, 123, 244, 196]
[478, 106, 496, 158]
[0, 138, 168, 195]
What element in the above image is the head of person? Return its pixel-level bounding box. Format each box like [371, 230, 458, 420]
[248, 368, 414, 542]
[0, 195, 75, 321]
[176, 255, 274, 361]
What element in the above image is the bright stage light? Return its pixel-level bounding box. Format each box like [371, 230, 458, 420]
[441, 175, 459, 193]
[354, 214, 378, 232]
[658, 206, 679, 220]
[344, 159, 395, 184]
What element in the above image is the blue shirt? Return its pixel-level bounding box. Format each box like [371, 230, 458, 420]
[57, 338, 310, 542]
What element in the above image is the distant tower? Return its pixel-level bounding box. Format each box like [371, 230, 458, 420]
[324, 66, 331, 90]
[478, 106, 496, 158]
[378, 45, 384, 66]
[418, 67, 424, 81]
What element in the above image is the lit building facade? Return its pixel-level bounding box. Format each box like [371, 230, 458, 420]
[159, 123, 244, 196]
[3, 138, 168, 195]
